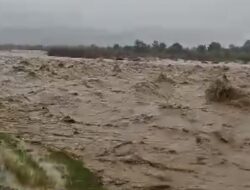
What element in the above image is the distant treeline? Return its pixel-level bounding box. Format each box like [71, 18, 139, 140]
[0, 44, 46, 51]
[1, 40, 250, 63]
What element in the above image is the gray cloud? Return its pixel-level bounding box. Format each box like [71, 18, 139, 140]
[0, 0, 249, 46]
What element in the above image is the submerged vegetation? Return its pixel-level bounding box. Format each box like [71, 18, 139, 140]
[0, 133, 106, 190]
[205, 75, 250, 108]
[205, 75, 240, 102]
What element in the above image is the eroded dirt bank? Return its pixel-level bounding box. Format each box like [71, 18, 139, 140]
[0, 51, 250, 190]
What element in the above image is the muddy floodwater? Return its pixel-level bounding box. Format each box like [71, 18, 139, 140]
[0, 50, 250, 190]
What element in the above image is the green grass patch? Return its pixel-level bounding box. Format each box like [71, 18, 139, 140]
[49, 151, 106, 190]
[0, 133, 18, 148]
[0, 133, 107, 190]
[0, 133, 53, 188]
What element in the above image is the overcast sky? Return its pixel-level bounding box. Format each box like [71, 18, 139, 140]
[0, 0, 250, 46]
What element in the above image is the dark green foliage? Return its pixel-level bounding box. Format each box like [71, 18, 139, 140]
[242, 40, 250, 52]
[134, 40, 150, 53]
[168, 43, 183, 53]
[208, 42, 222, 52]
[197, 45, 207, 53]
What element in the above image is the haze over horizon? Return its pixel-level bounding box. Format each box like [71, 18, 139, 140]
[0, 0, 249, 47]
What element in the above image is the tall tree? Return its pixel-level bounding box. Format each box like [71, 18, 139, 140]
[168, 43, 183, 53]
[134, 40, 149, 53]
[242, 40, 250, 51]
[197, 45, 207, 53]
[208, 42, 222, 52]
